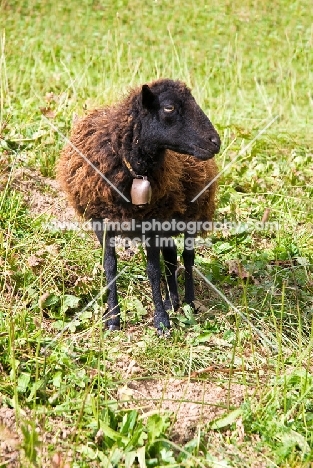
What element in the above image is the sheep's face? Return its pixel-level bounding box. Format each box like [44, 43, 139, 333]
[139, 82, 221, 160]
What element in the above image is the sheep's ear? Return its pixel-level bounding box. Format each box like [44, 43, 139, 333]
[142, 85, 158, 110]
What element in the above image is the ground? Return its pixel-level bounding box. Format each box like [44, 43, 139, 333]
[1, 169, 262, 466]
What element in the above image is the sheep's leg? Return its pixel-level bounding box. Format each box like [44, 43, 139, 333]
[91, 219, 120, 330]
[146, 238, 170, 332]
[182, 233, 195, 308]
[103, 232, 121, 330]
[162, 241, 179, 311]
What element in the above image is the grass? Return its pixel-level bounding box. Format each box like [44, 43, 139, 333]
[0, 0, 313, 466]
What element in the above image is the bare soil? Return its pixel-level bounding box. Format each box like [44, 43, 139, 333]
[116, 376, 268, 467]
[124, 377, 247, 443]
[9, 167, 76, 222]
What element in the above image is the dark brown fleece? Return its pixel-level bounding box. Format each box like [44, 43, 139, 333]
[57, 82, 218, 229]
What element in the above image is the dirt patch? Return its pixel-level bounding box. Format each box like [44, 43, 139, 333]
[8, 167, 76, 223]
[120, 378, 248, 443]
[117, 377, 268, 466]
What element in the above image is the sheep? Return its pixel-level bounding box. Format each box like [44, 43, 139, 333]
[57, 79, 221, 334]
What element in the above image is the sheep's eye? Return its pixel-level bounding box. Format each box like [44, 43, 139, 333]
[163, 105, 175, 113]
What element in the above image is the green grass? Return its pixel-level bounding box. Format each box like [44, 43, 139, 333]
[1, 0, 313, 466]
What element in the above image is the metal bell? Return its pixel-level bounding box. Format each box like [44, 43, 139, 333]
[130, 177, 152, 205]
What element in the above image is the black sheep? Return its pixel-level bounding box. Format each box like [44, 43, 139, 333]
[57, 79, 220, 333]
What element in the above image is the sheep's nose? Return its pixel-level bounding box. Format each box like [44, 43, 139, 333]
[209, 135, 221, 153]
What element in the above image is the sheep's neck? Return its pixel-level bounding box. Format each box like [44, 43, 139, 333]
[116, 111, 164, 177]
[126, 147, 164, 178]
[122, 155, 153, 205]
[123, 156, 143, 178]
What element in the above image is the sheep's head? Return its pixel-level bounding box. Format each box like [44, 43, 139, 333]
[139, 79, 220, 160]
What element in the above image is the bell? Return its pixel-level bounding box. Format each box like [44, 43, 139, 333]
[131, 177, 152, 205]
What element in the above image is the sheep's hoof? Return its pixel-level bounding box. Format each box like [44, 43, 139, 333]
[157, 327, 171, 338]
[108, 324, 120, 331]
